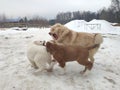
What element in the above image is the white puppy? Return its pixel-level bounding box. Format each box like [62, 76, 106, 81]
[27, 41, 55, 72]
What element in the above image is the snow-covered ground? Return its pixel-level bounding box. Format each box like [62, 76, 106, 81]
[0, 20, 120, 90]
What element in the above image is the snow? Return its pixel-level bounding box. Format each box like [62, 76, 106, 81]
[0, 20, 120, 90]
[65, 19, 120, 34]
[65, 20, 87, 31]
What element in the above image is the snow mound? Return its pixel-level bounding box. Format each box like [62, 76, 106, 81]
[65, 19, 119, 34]
[88, 19, 114, 32]
[65, 20, 87, 31]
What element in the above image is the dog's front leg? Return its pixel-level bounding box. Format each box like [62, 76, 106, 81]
[47, 60, 57, 72]
[59, 61, 66, 75]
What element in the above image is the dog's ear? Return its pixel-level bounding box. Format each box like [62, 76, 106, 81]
[46, 41, 51, 46]
[54, 23, 62, 27]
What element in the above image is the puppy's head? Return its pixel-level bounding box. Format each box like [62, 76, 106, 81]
[49, 23, 65, 40]
[46, 41, 55, 53]
[34, 40, 46, 46]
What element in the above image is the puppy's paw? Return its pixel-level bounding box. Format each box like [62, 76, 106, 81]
[33, 69, 47, 76]
[46, 68, 53, 72]
[80, 71, 85, 75]
[58, 72, 66, 75]
[31, 65, 38, 69]
[33, 71, 40, 76]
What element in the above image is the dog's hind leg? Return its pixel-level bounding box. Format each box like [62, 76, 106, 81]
[88, 43, 100, 63]
[89, 56, 95, 63]
[77, 58, 93, 74]
[86, 61, 93, 71]
[80, 66, 87, 74]
[80, 64, 93, 76]
[89, 47, 98, 63]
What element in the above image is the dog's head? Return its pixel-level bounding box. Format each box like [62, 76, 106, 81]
[46, 41, 55, 53]
[49, 23, 65, 40]
[34, 40, 46, 46]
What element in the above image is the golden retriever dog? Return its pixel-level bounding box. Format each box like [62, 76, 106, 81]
[49, 23, 103, 63]
[46, 41, 99, 73]
[27, 41, 55, 72]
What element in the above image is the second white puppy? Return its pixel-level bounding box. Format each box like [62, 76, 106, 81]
[27, 41, 55, 72]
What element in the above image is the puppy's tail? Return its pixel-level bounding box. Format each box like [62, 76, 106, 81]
[94, 33, 103, 44]
[34, 40, 46, 46]
[88, 44, 100, 50]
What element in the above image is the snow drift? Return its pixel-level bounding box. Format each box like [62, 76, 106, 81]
[65, 19, 120, 34]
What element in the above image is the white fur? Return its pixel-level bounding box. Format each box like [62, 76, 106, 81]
[27, 41, 54, 72]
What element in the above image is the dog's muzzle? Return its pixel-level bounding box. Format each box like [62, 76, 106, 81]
[49, 32, 58, 40]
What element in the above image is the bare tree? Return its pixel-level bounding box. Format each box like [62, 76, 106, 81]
[111, 0, 120, 12]
[0, 13, 7, 22]
[28, 15, 49, 27]
[110, 0, 120, 22]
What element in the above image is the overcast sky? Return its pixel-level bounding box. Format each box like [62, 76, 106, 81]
[0, 0, 111, 19]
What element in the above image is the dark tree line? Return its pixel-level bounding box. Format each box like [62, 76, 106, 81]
[20, 16, 49, 27]
[55, 11, 99, 24]
[54, 0, 120, 24]
[98, 0, 120, 23]
[0, 16, 49, 28]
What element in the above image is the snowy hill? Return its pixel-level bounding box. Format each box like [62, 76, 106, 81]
[65, 19, 120, 34]
[65, 20, 87, 31]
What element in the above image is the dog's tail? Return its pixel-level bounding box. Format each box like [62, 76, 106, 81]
[94, 33, 103, 44]
[34, 40, 46, 46]
[88, 44, 100, 50]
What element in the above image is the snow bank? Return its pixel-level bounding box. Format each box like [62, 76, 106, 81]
[65, 19, 120, 34]
[65, 20, 87, 31]
[88, 19, 114, 32]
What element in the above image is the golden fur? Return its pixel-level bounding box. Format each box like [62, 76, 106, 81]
[49, 23, 103, 62]
[46, 42, 99, 73]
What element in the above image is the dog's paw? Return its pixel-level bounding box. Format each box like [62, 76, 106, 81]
[80, 70, 91, 76]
